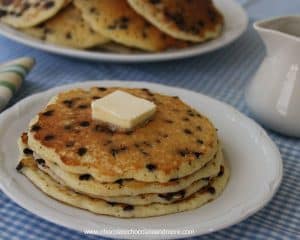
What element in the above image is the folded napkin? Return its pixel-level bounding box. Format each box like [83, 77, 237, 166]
[0, 57, 35, 112]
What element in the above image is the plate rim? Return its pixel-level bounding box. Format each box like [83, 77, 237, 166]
[0, 80, 282, 239]
[0, 0, 248, 63]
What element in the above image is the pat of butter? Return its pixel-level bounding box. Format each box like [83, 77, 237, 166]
[91, 90, 156, 130]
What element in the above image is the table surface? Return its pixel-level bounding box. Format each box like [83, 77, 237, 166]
[1, 1, 300, 239]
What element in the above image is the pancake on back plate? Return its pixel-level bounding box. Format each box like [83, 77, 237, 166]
[74, 0, 187, 52]
[0, 0, 71, 28]
[127, 0, 224, 42]
[23, 4, 109, 49]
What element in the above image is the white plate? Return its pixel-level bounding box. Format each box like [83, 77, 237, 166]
[0, 0, 248, 63]
[0, 81, 282, 239]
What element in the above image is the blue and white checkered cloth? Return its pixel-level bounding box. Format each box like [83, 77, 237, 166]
[1, 0, 300, 239]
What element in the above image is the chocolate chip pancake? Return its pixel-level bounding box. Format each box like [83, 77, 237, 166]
[23, 4, 109, 49]
[27, 87, 219, 183]
[0, 0, 71, 28]
[74, 0, 186, 52]
[127, 0, 224, 42]
[17, 156, 229, 218]
[19, 132, 223, 197]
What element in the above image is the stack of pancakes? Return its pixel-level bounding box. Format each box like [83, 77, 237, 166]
[17, 87, 229, 218]
[0, 0, 224, 52]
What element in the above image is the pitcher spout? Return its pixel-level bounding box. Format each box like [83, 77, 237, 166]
[254, 16, 300, 55]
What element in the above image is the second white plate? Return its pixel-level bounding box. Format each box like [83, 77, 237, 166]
[0, 81, 282, 239]
[0, 0, 248, 62]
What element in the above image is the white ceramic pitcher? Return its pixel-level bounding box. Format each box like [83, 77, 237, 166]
[245, 16, 300, 137]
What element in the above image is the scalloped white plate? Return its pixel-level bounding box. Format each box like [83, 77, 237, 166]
[0, 0, 248, 62]
[0, 81, 282, 239]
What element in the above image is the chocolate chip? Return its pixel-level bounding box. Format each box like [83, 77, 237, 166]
[23, 148, 33, 155]
[114, 179, 123, 185]
[146, 163, 157, 171]
[62, 100, 73, 108]
[79, 121, 90, 127]
[92, 96, 101, 100]
[196, 126, 202, 131]
[103, 140, 112, 146]
[158, 190, 186, 201]
[184, 129, 192, 135]
[107, 202, 117, 207]
[197, 139, 204, 144]
[165, 11, 185, 30]
[94, 125, 102, 132]
[64, 125, 73, 130]
[77, 147, 87, 156]
[44, 1, 54, 9]
[42, 110, 54, 116]
[65, 32, 72, 39]
[89, 7, 96, 13]
[218, 165, 224, 177]
[141, 150, 149, 156]
[65, 141, 75, 147]
[44, 135, 55, 141]
[111, 149, 118, 157]
[111, 146, 127, 157]
[78, 104, 89, 109]
[123, 205, 134, 211]
[97, 87, 107, 91]
[16, 162, 23, 172]
[94, 125, 114, 135]
[182, 117, 190, 121]
[36, 159, 45, 166]
[0, 10, 6, 18]
[193, 152, 202, 159]
[79, 174, 91, 180]
[143, 141, 152, 147]
[149, 0, 160, 4]
[207, 186, 216, 194]
[178, 149, 189, 157]
[170, 177, 179, 182]
[164, 119, 173, 124]
[31, 124, 41, 132]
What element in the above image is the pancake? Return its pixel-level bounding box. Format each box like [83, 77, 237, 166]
[127, 0, 224, 42]
[19, 132, 223, 197]
[0, 0, 71, 28]
[73, 0, 186, 52]
[22, 4, 109, 49]
[17, 156, 229, 218]
[96, 42, 143, 54]
[27, 87, 219, 183]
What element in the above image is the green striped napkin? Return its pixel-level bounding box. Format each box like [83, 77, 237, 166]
[0, 57, 35, 111]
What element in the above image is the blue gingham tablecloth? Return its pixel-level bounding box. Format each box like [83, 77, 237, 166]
[1, 1, 300, 239]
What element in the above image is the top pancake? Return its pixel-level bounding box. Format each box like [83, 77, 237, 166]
[127, 0, 224, 42]
[0, 0, 71, 28]
[27, 87, 218, 183]
[74, 0, 186, 52]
